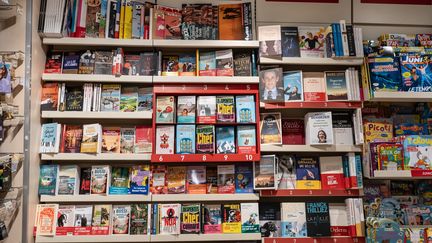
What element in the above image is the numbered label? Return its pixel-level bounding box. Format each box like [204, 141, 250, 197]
[328, 190, 332, 195]
[202, 155, 207, 161]
[203, 85, 208, 90]
[225, 85, 230, 90]
[245, 154, 253, 161]
[182, 84, 186, 90]
[180, 155, 185, 161]
[309, 190, 313, 195]
[224, 155, 228, 161]
[158, 156, 163, 162]
[246, 85, 250, 90]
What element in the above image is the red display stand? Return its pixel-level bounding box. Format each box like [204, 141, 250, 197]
[260, 189, 361, 197]
[262, 237, 365, 243]
[264, 101, 362, 110]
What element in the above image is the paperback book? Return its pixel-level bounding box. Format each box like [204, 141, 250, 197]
[120, 86, 138, 112]
[319, 156, 345, 190]
[282, 119, 305, 145]
[305, 112, 333, 145]
[237, 125, 256, 154]
[281, 202, 307, 237]
[109, 167, 130, 195]
[303, 72, 326, 102]
[222, 204, 241, 233]
[167, 166, 186, 194]
[203, 204, 222, 234]
[57, 165, 79, 195]
[260, 113, 282, 145]
[296, 157, 321, 189]
[79, 168, 91, 195]
[101, 127, 121, 153]
[236, 95, 256, 123]
[217, 165, 235, 194]
[199, 51, 217, 76]
[305, 202, 331, 237]
[196, 125, 215, 154]
[216, 96, 235, 123]
[325, 71, 348, 101]
[403, 135, 432, 170]
[40, 123, 61, 153]
[176, 125, 196, 154]
[235, 164, 254, 194]
[215, 49, 234, 76]
[162, 55, 179, 76]
[233, 51, 252, 76]
[40, 83, 58, 111]
[160, 204, 181, 235]
[197, 96, 216, 124]
[100, 84, 121, 112]
[260, 68, 284, 103]
[254, 155, 277, 190]
[281, 27, 300, 57]
[298, 26, 325, 58]
[73, 205, 93, 235]
[259, 203, 281, 237]
[241, 203, 260, 233]
[129, 165, 150, 195]
[283, 71, 303, 102]
[56, 205, 75, 236]
[156, 96, 175, 124]
[216, 126, 236, 154]
[130, 204, 148, 235]
[90, 165, 110, 195]
[258, 25, 282, 58]
[177, 96, 196, 124]
[120, 127, 135, 154]
[112, 205, 131, 234]
[155, 126, 175, 154]
[186, 166, 206, 194]
[181, 204, 200, 234]
[178, 54, 196, 76]
[65, 87, 84, 111]
[38, 164, 58, 195]
[80, 124, 102, 153]
[135, 125, 152, 154]
[137, 87, 153, 111]
[150, 165, 168, 194]
[91, 204, 111, 235]
[60, 125, 83, 153]
[36, 204, 58, 236]
[206, 167, 218, 194]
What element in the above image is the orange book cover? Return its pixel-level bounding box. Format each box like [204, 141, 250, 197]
[218, 4, 244, 40]
[41, 83, 59, 111]
[187, 166, 207, 194]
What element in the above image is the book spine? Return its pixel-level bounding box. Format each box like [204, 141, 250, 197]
[335, 24, 343, 57]
[251, 49, 257, 76]
[346, 25, 356, 57]
[347, 152, 358, 188]
[342, 155, 350, 189]
[99, 0, 107, 38]
[331, 24, 339, 57]
[124, 0, 133, 39]
[119, 0, 125, 39]
[75, 0, 87, 37]
[339, 20, 349, 57]
[354, 27, 364, 57]
[140, 3, 145, 39]
[59, 124, 66, 153]
[147, 7, 152, 40]
[83, 83, 87, 112]
[242, 3, 252, 41]
[114, 0, 121, 38]
[345, 199, 356, 236]
[355, 154, 363, 189]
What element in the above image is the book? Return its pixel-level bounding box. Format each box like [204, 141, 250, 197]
[91, 204, 111, 235]
[206, 166, 218, 194]
[403, 135, 432, 170]
[325, 71, 348, 101]
[38, 164, 58, 195]
[86, 2, 100, 38]
[150, 165, 167, 194]
[160, 204, 181, 235]
[203, 204, 222, 234]
[36, 204, 58, 236]
[112, 205, 131, 234]
[78, 50, 95, 74]
[367, 57, 401, 93]
[155, 125, 175, 154]
[218, 4, 243, 40]
[260, 113, 282, 145]
[196, 125, 215, 154]
[260, 68, 284, 103]
[400, 54, 432, 92]
[120, 86, 138, 112]
[281, 27, 300, 57]
[319, 156, 345, 190]
[73, 205, 93, 235]
[216, 126, 236, 154]
[259, 203, 281, 237]
[177, 96, 196, 124]
[130, 204, 148, 235]
[109, 167, 130, 194]
[120, 127, 135, 154]
[363, 122, 393, 143]
[298, 26, 325, 58]
[186, 166, 206, 194]
[305, 112, 333, 145]
[60, 125, 83, 153]
[254, 155, 277, 190]
[216, 96, 235, 123]
[123, 55, 141, 75]
[296, 157, 321, 189]
[217, 165, 235, 194]
[135, 125, 152, 154]
[167, 166, 186, 194]
[233, 50, 252, 76]
[40, 123, 61, 153]
[41, 83, 58, 111]
[139, 53, 157, 75]
[222, 203, 241, 233]
[332, 112, 354, 145]
[178, 53, 196, 76]
[199, 51, 216, 76]
[181, 4, 213, 40]
[282, 119, 305, 145]
[156, 96, 175, 124]
[65, 87, 84, 111]
[90, 165, 110, 195]
[162, 55, 179, 76]
[237, 125, 256, 154]
[303, 72, 326, 102]
[137, 87, 153, 112]
[44, 52, 62, 74]
[129, 165, 150, 195]
[181, 204, 200, 234]
[215, 49, 234, 76]
[197, 96, 216, 124]
[235, 164, 254, 193]
[236, 95, 256, 123]
[377, 143, 404, 170]
[101, 127, 121, 153]
[305, 202, 331, 237]
[62, 53, 80, 74]
[57, 165, 79, 195]
[56, 205, 75, 236]
[258, 25, 282, 58]
[281, 202, 307, 237]
[79, 167, 91, 195]
[100, 84, 121, 112]
[329, 205, 349, 236]
[283, 71, 303, 102]
[80, 124, 102, 153]
[176, 125, 196, 154]
[241, 203, 260, 233]
[0, 62, 11, 94]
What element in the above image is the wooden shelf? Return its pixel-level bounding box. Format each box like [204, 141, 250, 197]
[151, 154, 259, 163]
[150, 233, 262, 242]
[35, 235, 151, 243]
[152, 193, 259, 202]
[153, 76, 259, 84]
[262, 237, 365, 243]
[42, 73, 153, 83]
[41, 111, 152, 119]
[43, 37, 153, 47]
[153, 39, 259, 48]
[369, 91, 432, 102]
[259, 57, 364, 66]
[260, 144, 362, 153]
[263, 101, 362, 109]
[40, 194, 151, 203]
[260, 189, 362, 197]
[41, 153, 151, 161]
[371, 170, 432, 179]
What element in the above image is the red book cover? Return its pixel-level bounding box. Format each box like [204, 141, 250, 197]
[61, 125, 83, 153]
[135, 125, 152, 153]
[282, 119, 305, 145]
[320, 156, 345, 190]
[303, 72, 326, 102]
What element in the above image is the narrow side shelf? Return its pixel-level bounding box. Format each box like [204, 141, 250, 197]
[43, 37, 153, 47]
[368, 91, 432, 102]
[35, 235, 151, 243]
[261, 145, 362, 153]
[371, 170, 432, 179]
[153, 39, 259, 48]
[42, 73, 153, 83]
[259, 57, 364, 66]
[41, 153, 151, 161]
[40, 194, 151, 203]
[150, 233, 262, 242]
[41, 111, 152, 120]
[152, 193, 259, 202]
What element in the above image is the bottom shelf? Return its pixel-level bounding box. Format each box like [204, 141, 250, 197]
[35, 235, 151, 243]
[151, 233, 261, 242]
[262, 237, 365, 243]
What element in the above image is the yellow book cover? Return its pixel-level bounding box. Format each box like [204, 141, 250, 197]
[363, 122, 393, 143]
[119, 0, 126, 39]
[222, 204, 241, 233]
[123, 0, 133, 39]
[296, 180, 321, 189]
[295, 157, 321, 189]
[80, 124, 101, 153]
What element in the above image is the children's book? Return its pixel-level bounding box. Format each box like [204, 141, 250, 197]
[120, 86, 138, 112]
[159, 204, 181, 235]
[56, 205, 75, 236]
[363, 122, 393, 143]
[400, 54, 432, 92]
[281, 202, 307, 237]
[253, 155, 276, 190]
[60, 125, 83, 153]
[395, 123, 428, 136]
[155, 126, 175, 154]
[112, 205, 131, 234]
[177, 96, 196, 123]
[57, 165, 79, 195]
[235, 95, 256, 123]
[135, 125, 152, 154]
[237, 125, 256, 154]
[167, 166, 186, 194]
[162, 55, 179, 76]
[325, 71, 348, 101]
[186, 166, 206, 194]
[217, 165, 235, 194]
[296, 157, 321, 189]
[137, 87, 152, 111]
[120, 127, 135, 154]
[129, 165, 150, 195]
[283, 71, 303, 102]
[176, 125, 196, 154]
[91, 204, 111, 235]
[73, 205, 93, 235]
[222, 204, 241, 233]
[367, 57, 401, 93]
[403, 135, 432, 170]
[197, 96, 216, 123]
[203, 204, 222, 234]
[377, 143, 404, 170]
[101, 127, 121, 153]
[196, 125, 215, 154]
[215, 49, 234, 76]
[109, 167, 130, 195]
[90, 165, 110, 195]
[282, 119, 305, 145]
[156, 96, 175, 123]
[80, 123, 102, 154]
[38, 164, 59, 195]
[79, 167, 91, 195]
[216, 126, 236, 154]
[150, 165, 168, 194]
[181, 204, 200, 234]
[130, 204, 148, 235]
[40, 123, 61, 153]
[235, 164, 254, 193]
[260, 113, 282, 145]
[216, 96, 235, 123]
[100, 84, 121, 111]
[36, 204, 58, 236]
[199, 51, 216, 76]
[241, 203, 260, 233]
[305, 202, 331, 237]
[178, 53, 196, 76]
[298, 26, 325, 58]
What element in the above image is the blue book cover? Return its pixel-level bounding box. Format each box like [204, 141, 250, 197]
[403, 135, 432, 170]
[368, 57, 402, 92]
[129, 165, 150, 195]
[331, 24, 340, 57]
[109, 167, 130, 195]
[400, 54, 432, 92]
[395, 123, 428, 136]
[283, 71, 303, 102]
[40, 123, 60, 153]
[62, 53, 80, 74]
[138, 87, 152, 111]
[216, 126, 236, 154]
[179, 54, 196, 75]
[295, 157, 321, 189]
[355, 154, 363, 189]
[281, 27, 300, 57]
[235, 164, 254, 193]
[38, 164, 59, 195]
[176, 125, 196, 154]
[0, 62, 12, 94]
[335, 24, 343, 57]
[235, 95, 256, 123]
[177, 96, 196, 123]
[325, 71, 348, 101]
[237, 125, 256, 154]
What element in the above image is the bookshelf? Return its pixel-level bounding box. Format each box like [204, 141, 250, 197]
[368, 91, 432, 102]
[40, 153, 151, 161]
[152, 193, 259, 202]
[261, 237, 365, 243]
[260, 189, 362, 197]
[41, 111, 152, 120]
[40, 194, 152, 203]
[42, 74, 153, 83]
[150, 233, 262, 242]
[35, 235, 151, 243]
[259, 57, 364, 66]
[152, 76, 259, 84]
[260, 144, 362, 153]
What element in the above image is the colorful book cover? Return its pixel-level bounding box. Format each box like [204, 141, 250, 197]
[363, 122, 393, 143]
[178, 53, 196, 76]
[129, 165, 150, 195]
[298, 26, 325, 58]
[44, 53, 62, 74]
[296, 157, 321, 189]
[206, 167, 218, 194]
[94, 51, 113, 75]
[216, 126, 236, 154]
[150, 165, 168, 194]
[377, 143, 404, 170]
[241, 203, 260, 233]
[281, 202, 307, 237]
[177, 96, 196, 124]
[395, 123, 428, 136]
[120, 127, 135, 154]
[305, 202, 331, 237]
[196, 125, 215, 154]
[109, 167, 130, 195]
[156, 96, 175, 124]
[65, 87, 83, 111]
[259, 203, 281, 237]
[233, 51, 252, 76]
[86, 1, 101, 38]
[167, 166, 186, 194]
[283, 71, 303, 102]
[281, 27, 300, 57]
[199, 51, 217, 76]
[56, 205, 75, 236]
[197, 96, 216, 123]
[319, 156, 345, 190]
[218, 4, 243, 40]
[305, 112, 334, 145]
[217, 165, 235, 194]
[38, 164, 58, 195]
[400, 54, 432, 92]
[112, 205, 131, 234]
[123, 55, 141, 75]
[237, 125, 256, 154]
[78, 50, 95, 74]
[403, 135, 432, 170]
[253, 155, 276, 190]
[100, 84, 121, 112]
[161, 6, 182, 39]
[41, 83, 58, 111]
[260, 113, 282, 145]
[282, 119, 305, 145]
[235, 95, 256, 123]
[160, 204, 181, 235]
[90, 165, 110, 195]
[222, 204, 241, 233]
[120, 86, 138, 112]
[137, 87, 152, 111]
[91, 204, 111, 235]
[303, 72, 326, 102]
[186, 166, 206, 194]
[36, 204, 58, 236]
[215, 49, 234, 76]
[216, 96, 235, 123]
[135, 125, 152, 154]
[235, 164, 254, 194]
[325, 71, 348, 101]
[155, 126, 175, 154]
[61, 125, 83, 153]
[260, 68, 284, 103]
[57, 165, 79, 195]
[181, 204, 200, 234]
[416, 34, 432, 47]
[101, 127, 121, 153]
[203, 204, 222, 234]
[176, 125, 196, 154]
[73, 205, 93, 235]
[130, 204, 148, 235]
[79, 167, 91, 195]
[367, 57, 402, 92]
[162, 55, 179, 76]
[62, 53, 80, 74]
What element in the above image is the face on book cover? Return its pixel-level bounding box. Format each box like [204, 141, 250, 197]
[263, 70, 279, 91]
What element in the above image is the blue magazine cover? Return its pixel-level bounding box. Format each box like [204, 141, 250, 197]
[235, 164, 254, 193]
[176, 125, 196, 154]
[400, 54, 432, 92]
[235, 95, 256, 123]
[368, 57, 402, 93]
[283, 71, 303, 102]
[38, 164, 59, 195]
[0, 62, 12, 94]
[216, 126, 236, 154]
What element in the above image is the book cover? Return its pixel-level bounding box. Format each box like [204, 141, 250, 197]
[0, 62, 11, 94]
[260, 113, 282, 145]
[62, 53, 80, 74]
[196, 125, 215, 154]
[233, 50, 251, 76]
[56, 205, 75, 236]
[319, 156, 345, 190]
[199, 51, 216, 76]
[332, 112, 354, 145]
[91, 204, 111, 235]
[79, 167, 91, 195]
[73, 205, 93, 235]
[186, 166, 206, 194]
[176, 125, 196, 154]
[281, 202, 307, 237]
[216, 126, 236, 154]
[259, 203, 281, 237]
[281, 27, 300, 57]
[325, 71, 348, 101]
[44, 52, 62, 74]
[99, 0, 107, 38]
[329, 205, 349, 236]
[135, 125, 152, 154]
[377, 143, 404, 170]
[296, 157, 321, 189]
[282, 119, 305, 145]
[416, 34, 432, 47]
[260, 68, 284, 103]
[216, 96, 235, 123]
[90, 165, 110, 195]
[162, 55, 179, 76]
[215, 49, 234, 76]
[78, 50, 95, 74]
[38, 164, 58, 195]
[181, 204, 200, 234]
[400, 54, 432, 92]
[160, 204, 181, 235]
[283, 71, 303, 102]
[109, 167, 130, 195]
[241, 203, 260, 233]
[161, 6, 182, 39]
[80, 124, 101, 153]
[130, 204, 148, 235]
[206, 166, 218, 194]
[129, 165, 150, 195]
[298, 26, 325, 58]
[155, 125, 175, 154]
[41, 83, 59, 111]
[276, 155, 297, 190]
[101, 127, 121, 153]
[222, 204, 241, 233]
[363, 122, 393, 143]
[197, 96, 216, 124]
[150, 165, 168, 194]
[178, 53, 196, 76]
[177, 96, 196, 124]
[65, 87, 84, 111]
[181, 4, 213, 40]
[395, 123, 428, 136]
[254, 155, 276, 190]
[403, 135, 432, 170]
[305, 202, 331, 237]
[236, 95, 256, 123]
[203, 204, 222, 234]
[367, 57, 401, 92]
[235, 164, 254, 193]
[237, 125, 256, 154]
[167, 166, 186, 194]
[139, 52, 157, 75]
[217, 165, 235, 194]
[86, 1, 100, 38]
[137, 87, 153, 112]
[303, 72, 326, 102]
[218, 4, 243, 40]
[36, 204, 58, 236]
[57, 165, 79, 195]
[120, 127, 135, 154]
[156, 96, 175, 124]
[100, 84, 121, 112]
[123, 55, 140, 75]
[120, 86, 138, 112]
[258, 25, 282, 58]
[305, 112, 334, 145]
[61, 125, 83, 153]
[112, 205, 131, 234]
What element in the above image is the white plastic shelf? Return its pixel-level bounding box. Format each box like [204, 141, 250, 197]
[153, 76, 259, 84]
[372, 170, 432, 179]
[41, 111, 152, 120]
[40, 194, 151, 203]
[35, 235, 150, 243]
[43, 37, 153, 47]
[150, 233, 262, 242]
[42, 73, 153, 83]
[41, 153, 151, 161]
[152, 193, 259, 202]
[259, 57, 364, 66]
[260, 144, 362, 153]
[370, 91, 432, 102]
[153, 39, 259, 48]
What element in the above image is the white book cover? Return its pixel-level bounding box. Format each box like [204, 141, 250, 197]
[74, 205, 93, 228]
[39, 123, 61, 153]
[155, 125, 175, 154]
[56, 205, 75, 236]
[112, 205, 131, 234]
[298, 26, 325, 58]
[90, 165, 110, 195]
[177, 95, 196, 124]
[319, 157, 344, 190]
[305, 112, 333, 145]
[57, 165, 79, 195]
[160, 203, 181, 235]
[36, 203, 59, 236]
[197, 96, 216, 124]
[280, 202, 307, 237]
[339, 20, 349, 57]
[329, 204, 349, 236]
[303, 72, 326, 102]
[258, 25, 282, 58]
[241, 203, 260, 233]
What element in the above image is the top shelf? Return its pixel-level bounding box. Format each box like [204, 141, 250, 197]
[259, 57, 364, 66]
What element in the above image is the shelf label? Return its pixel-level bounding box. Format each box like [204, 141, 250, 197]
[180, 155, 185, 161]
[411, 170, 432, 177]
[158, 156, 163, 162]
[224, 155, 228, 161]
[245, 154, 253, 161]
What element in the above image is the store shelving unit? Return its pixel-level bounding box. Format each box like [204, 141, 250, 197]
[261, 144, 362, 153]
[40, 194, 151, 203]
[35, 235, 151, 243]
[152, 193, 259, 202]
[261, 237, 365, 243]
[368, 91, 432, 102]
[41, 153, 151, 161]
[259, 57, 364, 66]
[42, 74, 153, 83]
[41, 111, 152, 120]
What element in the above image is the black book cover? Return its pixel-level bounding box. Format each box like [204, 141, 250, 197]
[281, 27, 300, 57]
[305, 202, 331, 237]
[94, 51, 113, 75]
[65, 87, 83, 111]
[346, 25, 356, 57]
[139, 53, 157, 75]
[332, 111, 353, 129]
[79, 167, 91, 195]
[108, 0, 117, 38]
[242, 2, 252, 41]
[62, 53, 80, 74]
[259, 203, 281, 237]
[233, 50, 252, 76]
